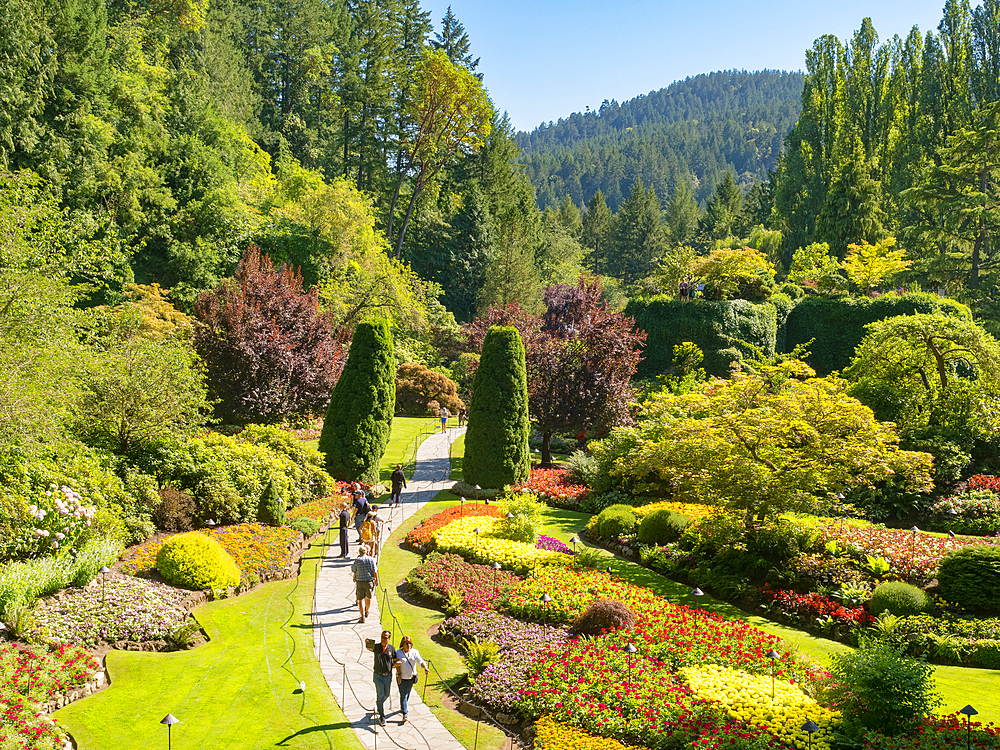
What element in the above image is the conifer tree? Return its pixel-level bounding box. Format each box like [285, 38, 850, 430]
[319, 319, 395, 483]
[463, 325, 530, 489]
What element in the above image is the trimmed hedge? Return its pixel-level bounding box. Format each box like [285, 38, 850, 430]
[785, 293, 971, 375]
[938, 545, 1000, 614]
[637, 509, 689, 545]
[319, 319, 395, 484]
[463, 326, 530, 490]
[155, 532, 241, 591]
[869, 581, 931, 617]
[596, 504, 638, 538]
[625, 297, 777, 378]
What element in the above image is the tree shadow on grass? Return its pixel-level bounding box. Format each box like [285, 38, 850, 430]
[275, 721, 354, 745]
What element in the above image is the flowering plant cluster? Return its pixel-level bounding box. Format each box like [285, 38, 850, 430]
[927, 493, 1000, 535]
[27, 576, 188, 648]
[8, 486, 96, 560]
[635, 500, 717, 520]
[862, 712, 1000, 749]
[431, 516, 574, 572]
[286, 496, 342, 522]
[407, 553, 519, 611]
[120, 523, 299, 581]
[759, 585, 875, 630]
[536, 535, 572, 554]
[968, 475, 1000, 493]
[509, 468, 589, 510]
[0, 642, 98, 750]
[532, 714, 647, 750]
[404, 504, 501, 547]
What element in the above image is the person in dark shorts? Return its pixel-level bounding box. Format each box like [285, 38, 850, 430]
[338, 503, 350, 558]
[351, 545, 378, 623]
[390, 464, 406, 507]
[365, 629, 398, 726]
[350, 484, 370, 542]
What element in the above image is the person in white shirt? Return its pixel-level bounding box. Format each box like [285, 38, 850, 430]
[394, 635, 429, 722]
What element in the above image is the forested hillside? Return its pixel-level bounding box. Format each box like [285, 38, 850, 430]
[517, 70, 805, 211]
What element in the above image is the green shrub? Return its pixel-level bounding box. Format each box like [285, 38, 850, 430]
[462, 637, 500, 675]
[869, 581, 931, 617]
[239, 424, 334, 500]
[319, 319, 395, 483]
[596, 504, 638, 539]
[747, 520, 810, 561]
[152, 487, 197, 532]
[289, 517, 320, 537]
[463, 326, 530, 489]
[395, 363, 464, 416]
[938, 545, 1000, 614]
[581, 488, 643, 514]
[565, 450, 598, 487]
[637, 509, 689, 545]
[496, 491, 543, 543]
[257, 477, 286, 526]
[155, 532, 241, 591]
[824, 636, 940, 739]
[968, 640, 1000, 669]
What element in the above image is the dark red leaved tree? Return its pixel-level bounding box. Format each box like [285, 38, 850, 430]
[193, 246, 347, 424]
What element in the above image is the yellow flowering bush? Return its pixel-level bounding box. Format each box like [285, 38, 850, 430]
[533, 714, 649, 750]
[635, 501, 717, 520]
[431, 517, 573, 572]
[680, 664, 840, 750]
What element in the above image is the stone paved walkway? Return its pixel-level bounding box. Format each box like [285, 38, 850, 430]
[313, 426, 466, 750]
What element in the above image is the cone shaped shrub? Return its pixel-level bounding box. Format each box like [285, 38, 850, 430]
[319, 319, 395, 483]
[463, 326, 530, 490]
[257, 477, 286, 526]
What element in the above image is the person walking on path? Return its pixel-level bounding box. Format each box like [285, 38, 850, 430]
[394, 635, 428, 723]
[365, 629, 398, 726]
[338, 503, 351, 558]
[390, 464, 406, 507]
[439, 406, 450, 433]
[350, 484, 370, 542]
[351, 545, 378, 623]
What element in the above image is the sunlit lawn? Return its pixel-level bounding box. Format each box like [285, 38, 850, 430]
[303, 416, 439, 483]
[57, 534, 361, 750]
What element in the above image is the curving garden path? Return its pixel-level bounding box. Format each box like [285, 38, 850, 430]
[312, 426, 466, 750]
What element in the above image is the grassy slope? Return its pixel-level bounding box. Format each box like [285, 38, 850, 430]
[56, 535, 362, 750]
[302, 416, 440, 482]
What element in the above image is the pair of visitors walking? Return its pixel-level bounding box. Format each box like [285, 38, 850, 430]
[365, 630, 429, 725]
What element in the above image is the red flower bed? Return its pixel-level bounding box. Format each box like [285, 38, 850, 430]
[968, 475, 1000, 493]
[759, 585, 875, 629]
[405, 504, 502, 547]
[510, 468, 589, 509]
[863, 712, 1000, 749]
[408, 552, 520, 610]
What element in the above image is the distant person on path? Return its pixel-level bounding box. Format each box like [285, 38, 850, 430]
[338, 502, 351, 558]
[394, 635, 428, 723]
[458, 407, 467, 427]
[365, 629, 398, 726]
[360, 505, 387, 555]
[352, 545, 378, 623]
[390, 464, 406, 507]
[350, 484, 370, 542]
[680, 277, 689, 299]
[440, 406, 450, 432]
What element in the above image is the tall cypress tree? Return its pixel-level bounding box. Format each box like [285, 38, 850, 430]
[319, 319, 395, 483]
[463, 325, 530, 489]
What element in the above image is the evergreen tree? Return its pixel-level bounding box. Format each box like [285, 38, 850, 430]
[664, 180, 700, 246]
[441, 182, 495, 320]
[815, 143, 887, 259]
[582, 189, 613, 268]
[318, 319, 395, 483]
[432, 6, 480, 76]
[0, 0, 53, 167]
[700, 171, 745, 241]
[463, 325, 530, 489]
[257, 476, 286, 526]
[608, 179, 666, 284]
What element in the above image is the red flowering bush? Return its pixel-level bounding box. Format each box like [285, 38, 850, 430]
[862, 712, 1000, 748]
[404, 504, 501, 548]
[510, 468, 590, 510]
[968, 475, 1000, 493]
[759, 585, 875, 631]
[407, 552, 520, 611]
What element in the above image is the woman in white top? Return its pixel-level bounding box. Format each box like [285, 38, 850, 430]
[394, 635, 429, 722]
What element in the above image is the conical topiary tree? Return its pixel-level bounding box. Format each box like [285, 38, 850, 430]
[319, 319, 395, 483]
[463, 325, 530, 489]
[257, 476, 286, 526]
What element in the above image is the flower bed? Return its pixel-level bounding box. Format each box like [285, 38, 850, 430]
[0, 642, 99, 750]
[926, 492, 1000, 536]
[431, 516, 574, 572]
[510, 468, 589, 510]
[120, 523, 300, 582]
[533, 714, 649, 750]
[287, 496, 342, 522]
[404, 504, 502, 548]
[407, 553, 519, 611]
[862, 712, 1000, 749]
[635, 500, 717, 520]
[27, 576, 188, 648]
[759, 585, 875, 633]
[536, 535, 572, 554]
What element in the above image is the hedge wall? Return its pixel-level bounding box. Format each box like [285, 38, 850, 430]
[784, 293, 971, 375]
[626, 297, 777, 378]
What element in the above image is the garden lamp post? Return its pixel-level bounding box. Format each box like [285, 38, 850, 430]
[569, 535, 579, 553]
[765, 649, 780, 701]
[949, 530, 956, 538]
[540, 593, 552, 618]
[506, 512, 514, 519]
[624, 642, 638, 693]
[606, 566, 613, 576]
[960, 705, 978, 750]
[99, 566, 111, 606]
[475, 485, 481, 505]
[492, 562, 501, 596]
[802, 720, 819, 750]
[910, 526, 919, 560]
[160, 713, 179, 750]
[474, 527, 481, 544]
[205, 518, 216, 528]
[460, 498, 466, 516]
[691, 587, 704, 597]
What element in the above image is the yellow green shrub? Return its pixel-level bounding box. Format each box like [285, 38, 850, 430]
[155, 531, 241, 591]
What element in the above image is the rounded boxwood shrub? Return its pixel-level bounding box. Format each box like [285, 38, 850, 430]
[156, 532, 241, 591]
[637, 509, 689, 545]
[869, 581, 931, 617]
[938, 545, 1000, 614]
[596, 504, 638, 539]
[289, 517, 320, 537]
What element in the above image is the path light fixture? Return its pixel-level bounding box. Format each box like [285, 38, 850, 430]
[949, 530, 957, 538]
[960, 705, 979, 750]
[801, 720, 819, 750]
[204, 518, 216, 528]
[492, 562, 501, 595]
[569, 535, 579, 553]
[910, 525, 920, 558]
[765, 649, 780, 701]
[947, 507, 959, 516]
[606, 566, 613, 575]
[505, 512, 514, 519]
[691, 587, 704, 597]
[624, 642, 638, 692]
[160, 714, 179, 750]
[460, 498, 466, 516]
[473, 527, 481, 544]
[99, 566, 111, 606]
[474, 485, 481, 505]
[540, 593, 552, 603]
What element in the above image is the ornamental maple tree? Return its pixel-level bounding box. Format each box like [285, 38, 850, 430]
[193, 246, 346, 424]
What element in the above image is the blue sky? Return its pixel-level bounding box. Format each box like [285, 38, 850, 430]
[420, 0, 949, 132]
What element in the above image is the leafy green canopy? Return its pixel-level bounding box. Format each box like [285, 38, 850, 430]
[319, 319, 395, 483]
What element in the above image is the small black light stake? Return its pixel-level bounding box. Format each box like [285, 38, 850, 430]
[569, 535, 579, 553]
[99, 566, 111, 606]
[474, 485, 482, 505]
[691, 587, 705, 597]
[606, 566, 613, 576]
[765, 649, 780, 701]
[910, 525, 920, 557]
[492, 562, 501, 595]
[801, 719, 819, 750]
[960, 705, 979, 750]
[624, 642, 638, 692]
[949, 530, 957, 538]
[460, 497, 466, 516]
[160, 713, 179, 750]
[473, 527, 481, 543]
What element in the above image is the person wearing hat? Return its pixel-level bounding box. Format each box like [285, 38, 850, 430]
[350, 484, 371, 542]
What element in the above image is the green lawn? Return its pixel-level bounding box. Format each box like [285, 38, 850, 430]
[303, 416, 439, 483]
[56, 533, 362, 750]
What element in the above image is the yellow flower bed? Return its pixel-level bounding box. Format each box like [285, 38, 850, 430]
[533, 714, 649, 750]
[431, 516, 574, 572]
[680, 665, 840, 750]
[635, 501, 717, 519]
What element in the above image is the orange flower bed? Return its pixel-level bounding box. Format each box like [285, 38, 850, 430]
[405, 504, 502, 547]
